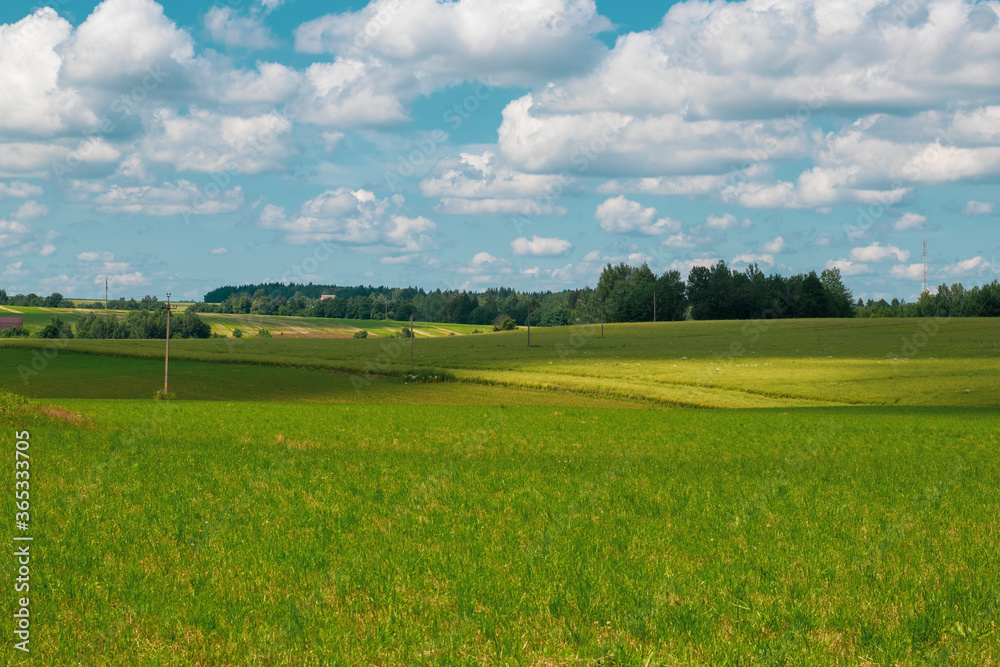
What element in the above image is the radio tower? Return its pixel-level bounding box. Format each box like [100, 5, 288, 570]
[921, 241, 927, 295]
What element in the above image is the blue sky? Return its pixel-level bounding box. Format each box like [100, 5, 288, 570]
[0, 0, 998, 301]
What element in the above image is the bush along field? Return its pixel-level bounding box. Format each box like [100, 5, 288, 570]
[0, 318, 998, 665]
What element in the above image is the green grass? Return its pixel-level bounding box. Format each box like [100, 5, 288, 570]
[2, 318, 998, 664]
[195, 312, 481, 338]
[0, 304, 483, 337]
[3, 318, 997, 407]
[1, 401, 997, 664]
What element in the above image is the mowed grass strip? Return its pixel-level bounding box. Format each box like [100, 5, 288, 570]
[2, 402, 997, 664]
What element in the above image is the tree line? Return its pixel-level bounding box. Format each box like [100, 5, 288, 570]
[4, 262, 1000, 331]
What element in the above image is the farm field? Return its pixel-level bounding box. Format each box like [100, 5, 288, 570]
[1, 318, 998, 664]
[3, 318, 997, 408]
[0, 304, 479, 338]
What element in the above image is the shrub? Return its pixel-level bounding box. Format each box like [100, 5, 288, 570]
[395, 328, 413, 338]
[232, 328, 244, 338]
[493, 317, 517, 332]
[0, 326, 30, 338]
[35, 316, 74, 339]
[353, 330, 368, 339]
[153, 390, 176, 401]
[256, 328, 273, 338]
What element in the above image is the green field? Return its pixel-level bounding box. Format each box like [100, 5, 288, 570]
[0, 304, 482, 338]
[1, 318, 998, 664]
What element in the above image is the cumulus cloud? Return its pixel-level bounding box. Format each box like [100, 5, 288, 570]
[889, 263, 924, 280]
[0, 182, 44, 199]
[760, 236, 786, 254]
[85, 181, 245, 216]
[894, 213, 928, 231]
[826, 259, 871, 276]
[259, 188, 436, 250]
[61, 0, 194, 85]
[78, 250, 115, 262]
[0, 9, 98, 136]
[733, 252, 774, 266]
[705, 213, 751, 231]
[13, 201, 49, 221]
[510, 235, 572, 256]
[493, 0, 1000, 203]
[962, 200, 996, 215]
[850, 242, 911, 263]
[595, 196, 680, 235]
[205, 6, 276, 49]
[941, 256, 992, 278]
[295, 0, 611, 87]
[435, 198, 566, 216]
[421, 151, 569, 207]
[142, 109, 293, 174]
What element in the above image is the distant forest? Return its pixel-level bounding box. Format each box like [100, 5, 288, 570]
[193, 262, 1000, 325]
[4, 261, 998, 328]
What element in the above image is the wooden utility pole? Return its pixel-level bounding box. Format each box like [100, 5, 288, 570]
[409, 314, 414, 371]
[527, 301, 531, 346]
[653, 290, 656, 323]
[162, 293, 172, 394]
[105, 277, 108, 309]
[601, 302, 604, 338]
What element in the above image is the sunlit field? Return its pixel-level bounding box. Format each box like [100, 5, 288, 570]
[1, 318, 998, 664]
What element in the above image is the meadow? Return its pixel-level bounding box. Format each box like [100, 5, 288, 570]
[0, 304, 480, 338]
[1, 317, 998, 665]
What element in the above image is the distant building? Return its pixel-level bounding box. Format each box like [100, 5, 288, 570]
[320, 295, 337, 300]
[0, 316, 23, 330]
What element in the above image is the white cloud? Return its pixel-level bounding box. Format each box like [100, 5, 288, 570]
[661, 233, 697, 248]
[209, 247, 228, 255]
[143, 109, 293, 174]
[666, 258, 719, 277]
[78, 251, 115, 262]
[380, 254, 416, 265]
[421, 150, 569, 199]
[0, 182, 44, 199]
[826, 259, 871, 276]
[0, 220, 32, 250]
[13, 200, 49, 221]
[86, 181, 245, 216]
[295, 0, 611, 87]
[0, 139, 120, 177]
[760, 236, 786, 254]
[61, 0, 194, 85]
[894, 213, 928, 231]
[942, 256, 992, 278]
[39, 243, 56, 256]
[0, 9, 98, 136]
[889, 263, 924, 280]
[215, 63, 302, 104]
[510, 235, 572, 256]
[595, 196, 680, 235]
[815, 234, 832, 247]
[435, 198, 566, 216]
[962, 200, 996, 215]
[850, 242, 911, 263]
[260, 188, 436, 250]
[458, 250, 513, 276]
[205, 7, 276, 49]
[733, 252, 774, 266]
[705, 213, 751, 231]
[292, 60, 409, 127]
